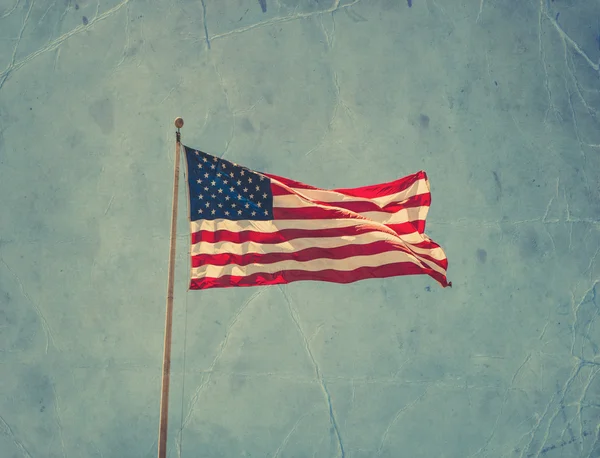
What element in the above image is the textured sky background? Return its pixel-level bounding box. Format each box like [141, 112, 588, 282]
[1, 0, 599, 457]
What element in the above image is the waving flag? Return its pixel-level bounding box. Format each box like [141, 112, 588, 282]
[183, 146, 450, 289]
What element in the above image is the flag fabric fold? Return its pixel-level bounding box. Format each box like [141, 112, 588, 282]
[183, 145, 450, 290]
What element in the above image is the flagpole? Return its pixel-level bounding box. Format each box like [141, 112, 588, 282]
[158, 117, 184, 458]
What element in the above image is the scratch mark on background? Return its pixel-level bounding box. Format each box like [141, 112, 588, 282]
[0, 0, 132, 91]
[104, 195, 115, 215]
[201, 0, 211, 49]
[0, 415, 32, 457]
[376, 389, 429, 456]
[209, 0, 361, 43]
[279, 286, 346, 458]
[0, 0, 22, 19]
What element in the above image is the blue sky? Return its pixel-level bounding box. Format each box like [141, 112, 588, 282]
[1, 0, 599, 457]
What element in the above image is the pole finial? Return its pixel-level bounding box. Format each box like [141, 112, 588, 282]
[174, 117, 184, 129]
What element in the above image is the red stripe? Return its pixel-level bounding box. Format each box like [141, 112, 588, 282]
[189, 260, 450, 289]
[273, 206, 375, 220]
[191, 240, 413, 268]
[410, 236, 445, 253]
[388, 220, 426, 235]
[264, 170, 428, 198]
[333, 171, 427, 198]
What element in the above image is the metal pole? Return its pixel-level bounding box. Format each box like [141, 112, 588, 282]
[158, 117, 184, 458]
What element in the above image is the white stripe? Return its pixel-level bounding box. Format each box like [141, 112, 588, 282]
[273, 194, 428, 225]
[191, 248, 445, 279]
[275, 177, 430, 207]
[190, 226, 447, 261]
[189, 219, 428, 245]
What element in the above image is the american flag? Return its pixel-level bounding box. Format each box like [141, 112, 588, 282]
[183, 146, 450, 290]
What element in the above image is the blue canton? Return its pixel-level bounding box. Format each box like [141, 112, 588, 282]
[184, 146, 274, 222]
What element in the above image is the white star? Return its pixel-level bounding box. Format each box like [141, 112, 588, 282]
[230, 172, 234, 178]
[225, 196, 230, 201]
[222, 163, 226, 168]
[211, 180, 216, 186]
[238, 210, 242, 215]
[251, 211, 256, 216]
[264, 210, 268, 216]
[203, 157, 208, 162]
[218, 188, 223, 194]
[259, 176, 264, 181]
[262, 193, 267, 199]
[196, 178, 202, 184]
[218, 203, 223, 208]
[223, 179, 228, 184]
[210, 164, 216, 170]
[237, 194, 242, 199]
[198, 194, 203, 199]
[217, 173, 222, 177]
[249, 194, 254, 199]
[211, 194, 216, 198]
[231, 203, 236, 208]
[198, 209, 203, 214]
[204, 186, 209, 191]
[205, 202, 210, 207]
[230, 186, 235, 192]
[204, 173, 209, 178]
[240, 170, 245, 176]
[257, 202, 262, 208]
[225, 211, 230, 216]
[197, 164, 202, 169]
[195, 151, 199, 155]
[243, 187, 248, 192]
[213, 157, 218, 162]
[248, 178, 252, 183]
[245, 203, 250, 208]
[255, 185, 260, 191]
[211, 209, 216, 215]
[237, 180, 242, 185]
